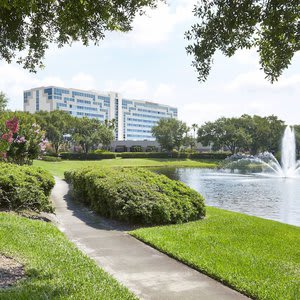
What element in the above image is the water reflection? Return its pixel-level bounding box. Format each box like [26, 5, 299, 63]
[155, 168, 300, 226]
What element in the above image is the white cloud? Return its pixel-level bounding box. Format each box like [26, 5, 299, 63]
[153, 83, 175, 102]
[128, 1, 194, 45]
[104, 78, 150, 99]
[101, 0, 196, 47]
[71, 72, 96, 90]
[0, 63, 65, 110]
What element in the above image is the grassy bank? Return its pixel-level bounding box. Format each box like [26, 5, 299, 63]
[33, 158, 218, 178]
[0, 213, 136, 300]
[131, 207, 300, 300]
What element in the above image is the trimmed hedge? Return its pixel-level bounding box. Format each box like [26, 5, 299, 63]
[116, 152, 229, 159]
[58, 151, 229, 160]
[40, 155, 62, 162]
[60, 152, 116, 160]
[65, 167, 206, 225]
[0, 163, 55, 212]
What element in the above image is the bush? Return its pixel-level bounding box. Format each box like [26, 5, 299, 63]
[0, 163, 55, 212]
[189, 152, 230, 159]
[40, 155, 62, 162]
[65, 167, 206, 225]
[145, 146, 158, 152]
[60, 152, 116, 160]
[130, 145, 143, 152]
[115, 151, 229, 159]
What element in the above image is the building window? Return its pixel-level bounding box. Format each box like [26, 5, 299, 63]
[36, 90, 40, 111]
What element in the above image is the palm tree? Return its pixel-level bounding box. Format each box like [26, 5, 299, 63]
[191, 123, 198, 140]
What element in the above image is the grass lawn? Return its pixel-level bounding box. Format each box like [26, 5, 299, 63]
[131, 206, 300, 300]
[0, 212, 136, 300]
[33, 158, 218, 178]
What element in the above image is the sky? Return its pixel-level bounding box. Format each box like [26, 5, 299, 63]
[2, 0, 300, 126]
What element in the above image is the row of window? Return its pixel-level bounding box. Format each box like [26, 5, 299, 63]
[127, 129, 152, 133]
[36, 90, 40, 111]
[137, 108, 166, 115]
[77, 105, 98, 111]
[72, 91, 95, 100]
[132, 113, 163, 120]
[57, 103, 67, 108]
[54, 88, 69, 95]
[127, 123, 153, 129]
[77, 99, 91, 105]
[127, 134, 154, 138]
[127, 117, 157, 124]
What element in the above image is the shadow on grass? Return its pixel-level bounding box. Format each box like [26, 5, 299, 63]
[0, 269, 69, 300]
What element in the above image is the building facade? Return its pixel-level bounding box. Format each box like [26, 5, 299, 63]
[23, 86, 178, 141]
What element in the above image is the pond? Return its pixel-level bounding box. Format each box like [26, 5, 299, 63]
[155, 168, 300, 227]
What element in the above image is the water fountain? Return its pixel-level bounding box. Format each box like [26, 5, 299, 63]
[224, 126, 300, 178]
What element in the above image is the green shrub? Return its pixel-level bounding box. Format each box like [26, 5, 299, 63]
[145, 146, 158, 152]
[189, 152, 230, 159]
[65, 167, 205, 225]
[0, 163, 55, 212]
[130, 145, 143, 152]
[41, 155, 62, 162]
[60, 152, 116, 160]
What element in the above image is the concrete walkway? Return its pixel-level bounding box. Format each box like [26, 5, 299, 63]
[51, 178, 250, 300]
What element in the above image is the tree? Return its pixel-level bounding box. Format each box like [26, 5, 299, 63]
[152, 118, 189, 151]
[0, 91, 8, 111]
[197, 117, 252, 154]
[191, 123, 198, 139]
[0, 0, 158, 71]
[99, 125, 115, 150]
[186, 1, 300, 83]
[197, 115, 285, 154]
[35, 110, 73, 154]
[294, 125, 300, 156]
[241, 114, 284, 154]
[0, 111, 45, 165]
[73, 117, 114, 153]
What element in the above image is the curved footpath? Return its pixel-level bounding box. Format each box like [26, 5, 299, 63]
[50, 178, 250, 300]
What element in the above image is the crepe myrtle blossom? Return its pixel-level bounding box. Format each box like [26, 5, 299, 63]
[15, 136, 26, 144]
[39, 140, 47, 152]
[5, 117, 19, 133]
[1, 132, 13, 143]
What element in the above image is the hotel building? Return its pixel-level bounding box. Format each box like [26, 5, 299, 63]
[23, 86, 178, 141]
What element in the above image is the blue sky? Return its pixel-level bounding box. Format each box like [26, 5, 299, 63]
[2, 0, 300, 125]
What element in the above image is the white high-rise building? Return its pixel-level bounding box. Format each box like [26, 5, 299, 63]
[23, 86, 178, 141]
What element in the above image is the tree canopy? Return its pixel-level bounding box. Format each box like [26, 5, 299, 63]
[0, 0, 158, 71]
[186, 0, 300, 82]
[197, 114, 285, 154]
[152, 118, 189, 151]
[0, 91, 8, 111]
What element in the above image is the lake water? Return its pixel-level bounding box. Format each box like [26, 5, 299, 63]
[155, 168, 300, 227]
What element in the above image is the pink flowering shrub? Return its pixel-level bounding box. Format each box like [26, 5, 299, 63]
[0, 113, 46, 165]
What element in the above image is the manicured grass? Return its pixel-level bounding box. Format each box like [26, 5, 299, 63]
[130, 207, 300, 300]
[0, 213, 136, 300]
[33, 158, 218, 178]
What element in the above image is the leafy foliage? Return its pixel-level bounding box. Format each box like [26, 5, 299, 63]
[0, 112, 45, 164]
[35, 111, 115, 153]
[0, 91, 8, 111]
[0, 163, 55, 212]
[294, 125, 300, 156]
[186, 0, 300, 82]
[60, 152, 116, 160]
[0, 0, 159, 71]
[198, 114, 285, 154]
[152, 118, 189, 151]
[65, 167, 206, 225]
